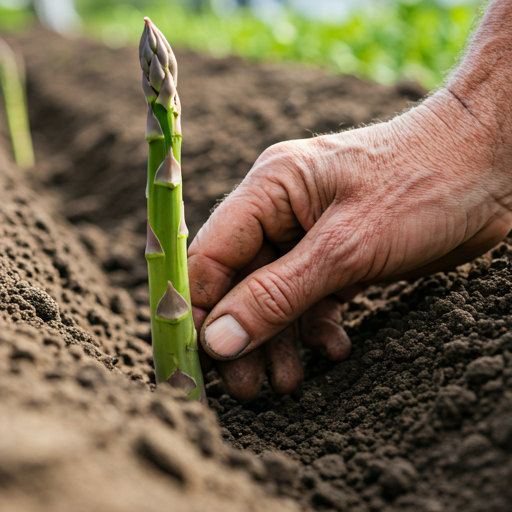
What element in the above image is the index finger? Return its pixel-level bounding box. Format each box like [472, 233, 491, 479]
[188, 166, 301, 309]
[188, 184, 265, 309]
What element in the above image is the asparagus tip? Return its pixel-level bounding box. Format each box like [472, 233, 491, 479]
[139, 17, 178, 98]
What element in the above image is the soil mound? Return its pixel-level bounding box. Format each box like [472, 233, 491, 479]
[1, 28, 510, 512]
[0, 130, 298, 512]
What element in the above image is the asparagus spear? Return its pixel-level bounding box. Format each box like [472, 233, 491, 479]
[0, 38, 34, 169]
[140, 18, 204, 401]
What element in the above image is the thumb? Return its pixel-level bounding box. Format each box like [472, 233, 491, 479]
[200, 216, 350, 360]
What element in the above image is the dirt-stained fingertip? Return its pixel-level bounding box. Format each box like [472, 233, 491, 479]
[203, 314, 251, 358]
[265, 327, 304, 395]
[216, 350, 266, 401]
[303, 318, 351, 361]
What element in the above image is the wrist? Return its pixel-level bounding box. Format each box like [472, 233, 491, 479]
[446, 0, 512, 152]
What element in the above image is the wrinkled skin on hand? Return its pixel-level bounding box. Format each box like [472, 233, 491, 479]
[188, 0, 512, 400]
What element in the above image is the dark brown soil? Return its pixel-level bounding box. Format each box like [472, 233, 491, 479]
[1, 28, 510, 512]
[215, 259, 512, 512]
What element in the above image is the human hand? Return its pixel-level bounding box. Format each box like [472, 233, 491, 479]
[189, 10, 512, 398]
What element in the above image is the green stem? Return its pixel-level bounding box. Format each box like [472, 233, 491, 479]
[146, 109, 203, 400]
[142, 18, 204, 401]
[0, 38, 34, 169]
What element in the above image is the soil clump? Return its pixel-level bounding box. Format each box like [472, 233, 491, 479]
[1, 28, 510, 512]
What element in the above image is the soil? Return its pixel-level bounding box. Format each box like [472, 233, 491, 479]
[1, 28, 510, 512]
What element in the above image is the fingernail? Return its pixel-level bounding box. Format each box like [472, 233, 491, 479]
[204, 315, 251, 357]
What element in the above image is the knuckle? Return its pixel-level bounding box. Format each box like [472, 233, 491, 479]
[246, 271, 295, 326]
[262, 140, 294, 158]
[251, 140, 301, 175]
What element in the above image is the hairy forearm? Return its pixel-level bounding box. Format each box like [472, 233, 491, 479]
[447, 0, 512, 143]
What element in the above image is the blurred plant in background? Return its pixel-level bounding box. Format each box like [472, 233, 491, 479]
[0, 0, 479, 88]
[0, 0, 80, 34]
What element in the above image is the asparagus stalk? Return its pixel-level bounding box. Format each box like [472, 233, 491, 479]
[0, 38, 35, 169]
[140, 18, 204, 401]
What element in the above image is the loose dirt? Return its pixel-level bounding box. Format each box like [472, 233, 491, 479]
[1, 28, 510, 512]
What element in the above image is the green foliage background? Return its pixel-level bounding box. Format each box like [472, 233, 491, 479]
[0, 0, 480, 88]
